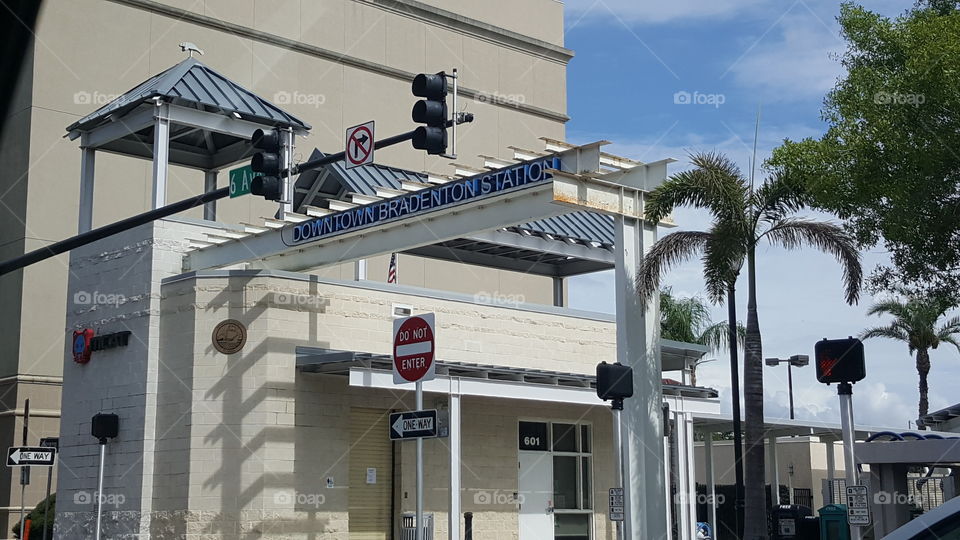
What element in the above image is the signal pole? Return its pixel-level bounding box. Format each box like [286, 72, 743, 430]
[838, 382, 863, 540]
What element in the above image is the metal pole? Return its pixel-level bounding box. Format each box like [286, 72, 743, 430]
[19, 399, 28, 540]
[838, 382, 862, 540]
[788, 363, 795, 420]
[416, 381, 423, 540]
[613, 405, 624, 540]
[95, 442, 106, 540]
[41, 466, 51, 540]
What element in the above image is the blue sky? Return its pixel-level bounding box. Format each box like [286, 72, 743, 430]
[561, 0, 960, 430]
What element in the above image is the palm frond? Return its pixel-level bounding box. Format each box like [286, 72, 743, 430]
[763, 218, 862, 304]
[636, 231, 711, 306]
[861, 325, 909, 342]
[752, 169, 811, 224]
[660, 288, 713, 344]
[866, 299, 913, 320]
[701, 220, 746, 303]
[938, 335, 960, 355]
[645, 151, 748, 223]
[698, 320, 746, 353]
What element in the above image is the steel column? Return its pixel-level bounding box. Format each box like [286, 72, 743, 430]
[203, 170, 218, 221]
[615, 214, 666, 539]
[79, 142, 96, 233]
[151, 102, 170, 209]
[448, 378, 461, 540]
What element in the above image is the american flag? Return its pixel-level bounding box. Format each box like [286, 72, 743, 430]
[387, 253, 398, 284]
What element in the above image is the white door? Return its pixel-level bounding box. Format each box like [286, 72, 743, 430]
[519, 451, 554, 540]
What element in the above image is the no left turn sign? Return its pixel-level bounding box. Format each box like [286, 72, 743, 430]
[393, 313, 436, 384]
[345, 121, 375, 169]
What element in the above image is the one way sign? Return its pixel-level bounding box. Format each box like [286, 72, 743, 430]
[389, 410, 438, 440]
[7, 447, 56, 467]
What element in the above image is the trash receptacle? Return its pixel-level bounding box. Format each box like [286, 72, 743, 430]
[819, 504, 850, 540]
[772, 504, 813, 539]
[400, 512, 434, 540]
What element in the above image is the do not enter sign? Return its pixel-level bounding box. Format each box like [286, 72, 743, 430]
[393, 313, 436, 384]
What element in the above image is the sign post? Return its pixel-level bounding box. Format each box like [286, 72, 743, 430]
[393, 313, 436, 540]
[39, 437, 57, 540]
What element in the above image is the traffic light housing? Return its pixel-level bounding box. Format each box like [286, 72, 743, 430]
[250, 128, 283, 201]
[411, 72, 448, 155]
[815, 337, 866, 384]
[596, 361, 634, 401]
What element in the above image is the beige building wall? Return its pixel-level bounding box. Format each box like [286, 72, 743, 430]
[2, 0, 572, 531]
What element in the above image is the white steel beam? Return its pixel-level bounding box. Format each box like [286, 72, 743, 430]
[78, 138, 96, 233]
[183, 143, 606, 272]
[151, 102, 170, 209]
[81, 105, 156, 149]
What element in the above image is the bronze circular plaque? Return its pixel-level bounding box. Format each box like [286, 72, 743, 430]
[212, 319, 246, 354]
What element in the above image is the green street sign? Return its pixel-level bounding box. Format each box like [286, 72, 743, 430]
[229, 165, 255, 198]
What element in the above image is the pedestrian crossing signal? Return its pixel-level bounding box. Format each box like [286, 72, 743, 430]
[815, 337, 866, 384]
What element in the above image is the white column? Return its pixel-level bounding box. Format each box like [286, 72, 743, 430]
[767, 434, 780, 506]
[281, 127, 294, 217]
[614, 215, 666, 539]
[151, 102, 170, 209]
[703, 433, 718, 540]
[448, 378, 461, 540]
[204, 170, 218, 221]
[684, 414, 697, 538]
[78, 139, 96, 233]
[355, 259, 367, 280]
[675, 411, 689, 540]
[825, 439, 836, 504]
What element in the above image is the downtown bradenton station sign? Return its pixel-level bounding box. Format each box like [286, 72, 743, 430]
[283, 155, 561, 246]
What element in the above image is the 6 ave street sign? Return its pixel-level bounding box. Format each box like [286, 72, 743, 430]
[229, 164, 255, 198]
[389, 410, 438, 440]
[7, 447, 56, 467]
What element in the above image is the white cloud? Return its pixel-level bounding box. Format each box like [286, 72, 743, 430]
[725, 14, 845, 102]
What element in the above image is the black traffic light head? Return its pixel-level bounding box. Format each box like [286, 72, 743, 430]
[815, 337, 866, 384]
[412, 72, 447, 99]
[411, 72, 449, 155]
[92, 412, 119, 442]
[250, 128, 282, 176]
[596, 361, 634, 401]
[251, 175, 283, 201]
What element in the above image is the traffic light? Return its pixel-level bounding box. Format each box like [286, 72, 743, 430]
[596, 361, 634, 401]
[411, 72, 448, 155]
[250, 128, 283, 201]
[815, 337, 866, 384]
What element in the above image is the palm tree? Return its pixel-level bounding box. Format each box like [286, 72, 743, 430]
[861, 298, 960, 425]
[637, 152, 862, 539]
[659, 287, 744, 386]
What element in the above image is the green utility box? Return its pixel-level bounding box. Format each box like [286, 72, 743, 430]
[819, 504, 850, 540]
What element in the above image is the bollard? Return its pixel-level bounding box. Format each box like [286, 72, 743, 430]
[464, 512, 473, 540]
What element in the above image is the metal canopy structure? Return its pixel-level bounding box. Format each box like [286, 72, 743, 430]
[296, 345, 717, 399]
[65, 57, 310, 230]
[919, 402, 960, 431]
[291, 148, 617, 277]
[65, 57, 309, 169]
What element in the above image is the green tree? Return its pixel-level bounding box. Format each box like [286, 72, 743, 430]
[769, 2, 960, 301]
[861, 298, 960, 423]
[659, 287, 744, 386]
[638, 152, 862, 539]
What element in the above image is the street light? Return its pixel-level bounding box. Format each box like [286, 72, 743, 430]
[765, 354, 809, 419]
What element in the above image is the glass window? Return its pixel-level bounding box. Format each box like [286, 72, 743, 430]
[581, 456, 592, 509]
[553, 456, 579, 509]
[519, 421, 549, 451]
[580, 425, 591, 453]
[554, 513, 590, 539]
[553, 423, 577, 452]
